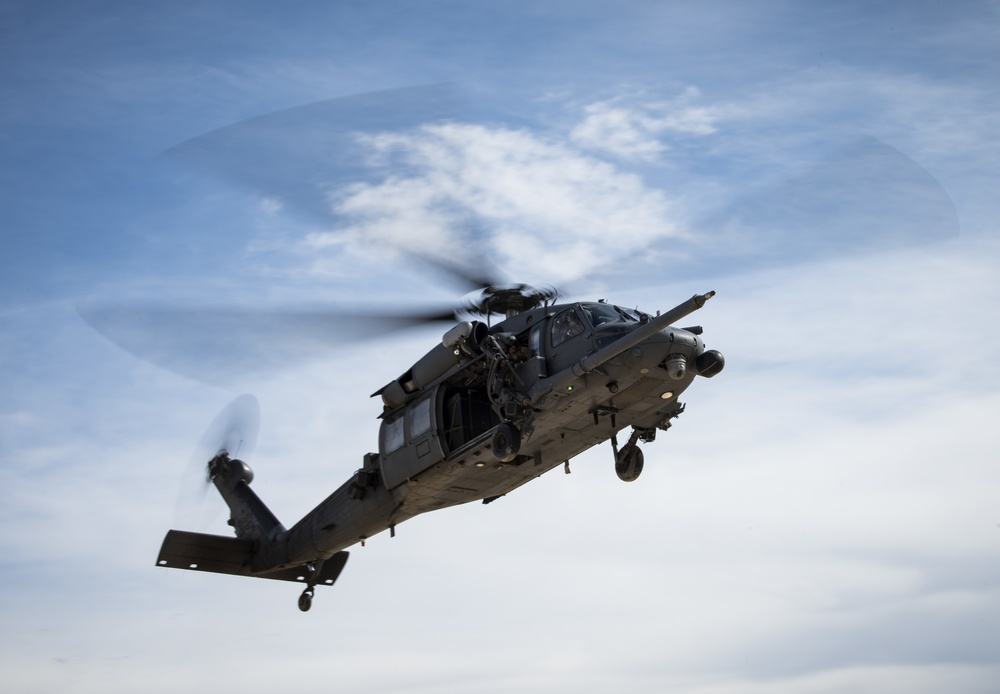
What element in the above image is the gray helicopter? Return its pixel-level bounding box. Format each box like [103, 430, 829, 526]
[154, 282, 724, 611]
[82, 85, 953, 612]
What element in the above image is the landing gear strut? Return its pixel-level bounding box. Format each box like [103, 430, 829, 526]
[298, 561, 318, 612]
[612, 429, 645, 482]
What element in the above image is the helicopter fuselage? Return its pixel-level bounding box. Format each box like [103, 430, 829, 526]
[267, 293, 723, 568]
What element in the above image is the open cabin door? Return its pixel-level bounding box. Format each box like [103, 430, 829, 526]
[442, 386, 499, 453]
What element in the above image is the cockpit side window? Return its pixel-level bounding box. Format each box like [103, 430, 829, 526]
[615, 306, 642, 322]
[551, 308, 585, 347]
[581, 302, 633, 327]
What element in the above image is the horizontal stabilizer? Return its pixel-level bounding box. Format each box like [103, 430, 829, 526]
[156, 530, 349, 586]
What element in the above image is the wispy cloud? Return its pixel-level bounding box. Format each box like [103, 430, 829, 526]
[570, 87, 721, 161]
[305, 122, 684, 284]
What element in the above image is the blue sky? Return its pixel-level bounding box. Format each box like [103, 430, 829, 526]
[2, 2, 999, 692]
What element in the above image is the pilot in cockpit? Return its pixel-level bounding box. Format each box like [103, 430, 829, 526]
[552, 308, 585, 346]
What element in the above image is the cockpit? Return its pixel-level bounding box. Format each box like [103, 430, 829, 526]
[551, 302, 648, 351]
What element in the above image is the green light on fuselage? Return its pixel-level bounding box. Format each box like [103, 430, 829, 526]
[567, 385, 574, 392]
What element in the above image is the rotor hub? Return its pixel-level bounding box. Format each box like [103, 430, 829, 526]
[464, 284, 559, 318]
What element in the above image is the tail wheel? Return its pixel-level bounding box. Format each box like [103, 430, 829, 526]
[491, 422, 521, 462]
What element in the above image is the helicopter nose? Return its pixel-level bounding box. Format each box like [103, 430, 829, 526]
[645, 329, 724, 380]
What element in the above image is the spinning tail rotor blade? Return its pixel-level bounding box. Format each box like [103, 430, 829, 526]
[197, 393, 260, 458]
[174, 394, 260, 529]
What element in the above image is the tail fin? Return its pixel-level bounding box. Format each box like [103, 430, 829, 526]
[155, 530, 349, 586]
[156, 452, 350, 607]
[207, 452, 285, 543]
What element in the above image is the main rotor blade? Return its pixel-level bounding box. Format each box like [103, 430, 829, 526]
[559, 136, 960, 299]
[163, 84, 500, 294]
[691, 137, 959, 273]
[163, 84, 463, 221]
[79, 303, 457, 385]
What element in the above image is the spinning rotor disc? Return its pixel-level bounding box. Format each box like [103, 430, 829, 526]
[78, 84, 959, 387]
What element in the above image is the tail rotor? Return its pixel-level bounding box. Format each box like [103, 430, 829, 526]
[175, 394, 260, 529]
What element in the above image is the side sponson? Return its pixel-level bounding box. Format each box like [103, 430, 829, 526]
[155, 530, 349, 585]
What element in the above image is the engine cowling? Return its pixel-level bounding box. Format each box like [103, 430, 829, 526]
[380, 322, 487, 410]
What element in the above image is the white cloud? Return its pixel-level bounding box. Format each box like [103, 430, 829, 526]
[570, 88, 721, 161]
[305, 122, 685, 285]
[257, 196, 284, 214]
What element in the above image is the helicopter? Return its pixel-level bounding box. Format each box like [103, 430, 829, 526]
[83, 85, 954, 612]
[153, 281, 724, 612]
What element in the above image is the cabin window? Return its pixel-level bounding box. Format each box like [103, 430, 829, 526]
[551, 308, 585, 347]
[409, 397, 432, 439]
[383, 415, 404, 453]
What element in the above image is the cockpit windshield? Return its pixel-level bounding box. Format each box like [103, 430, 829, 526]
[616, 306, 643, 322]
[580, 302, 641, 327]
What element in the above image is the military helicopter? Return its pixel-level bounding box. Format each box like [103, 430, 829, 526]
[83, 85, 955, 612]
[153, 280, 723, 611]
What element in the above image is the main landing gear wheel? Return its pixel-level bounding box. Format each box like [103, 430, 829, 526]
[491, 422, 521, 463]
[298, 588, 314, 612]
[615, 446, 644, 482]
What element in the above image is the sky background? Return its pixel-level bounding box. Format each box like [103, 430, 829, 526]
[2, 2, 999, 692]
